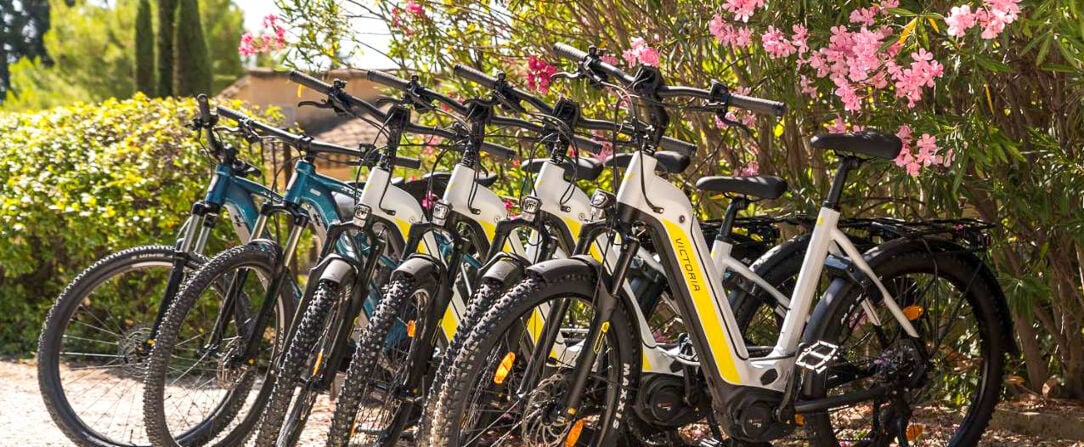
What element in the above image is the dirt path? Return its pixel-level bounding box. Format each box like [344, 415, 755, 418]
[4, 358, 1082, 446]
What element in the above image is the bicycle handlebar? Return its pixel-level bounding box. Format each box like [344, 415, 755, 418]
[552, 43, 786, 117]
[452, 64, 698, 155]
[288, 70, 516, 160]
[215, 105, 421, 169]
[366, 69, 469, 115]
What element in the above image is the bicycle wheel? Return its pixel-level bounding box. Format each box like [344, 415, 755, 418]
[253, 280, 345, 447]
[142, 243, 292, 447]
[730, 236, 809, 350]
[802, 250, 1006, 446]
[426, 272, 638, 447]
[327, 277, 439, 447]
[417, 277, 504, 442]
[37, 245, 204, 447]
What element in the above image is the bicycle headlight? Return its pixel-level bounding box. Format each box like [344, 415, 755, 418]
[431, 200, 452, 226]
[352, 204, 372, 227]
[589, 190, 615, 220]
[520, 196, 542, 222]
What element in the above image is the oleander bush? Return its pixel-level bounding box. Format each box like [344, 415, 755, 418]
[276, 0, 1084, 397]
[0, 94, 279, 354]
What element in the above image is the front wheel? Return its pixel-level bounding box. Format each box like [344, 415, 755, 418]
[37, 245, 204, 447]
[801, 250, 1006, 447]
[425, 272, 639, 447]
[327, 277, 438, 447]
[142, 243, 292, 447]
[254, 279, 348, 447]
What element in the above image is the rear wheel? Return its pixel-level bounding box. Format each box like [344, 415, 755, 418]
[426, 273, 638, 447]
[803, 251, 1006, 446]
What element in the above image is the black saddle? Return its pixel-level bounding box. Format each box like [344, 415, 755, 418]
[605, 151, 691, 174]
[810, 131, 903, 160]
[695, 175, 787, 200]
[520, 157, 604, 182]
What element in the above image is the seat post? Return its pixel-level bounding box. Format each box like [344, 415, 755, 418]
[823, 157, 860, 210]
[716, 196, 749, 243]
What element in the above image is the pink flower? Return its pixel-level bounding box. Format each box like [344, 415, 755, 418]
[405, 0, 425, 16]
[914, 133, 942, 166]
[891, 49, 944, 107]
[622, 37, 661, 67]
[714, 114, 726, 129]
[827, 116, 848, 133]
[262, 14, 279, 29]
[734, 27, 753, 47]
[849, 7, 878, 26]
[238, 32, 257, 57]
[881, 0, 900, 10]
[799, 75, 818, 98]
[761, 26, 796, 58]
[590, 130, 614, 161]
[600, 54, 619, 65]
[791, 25, 809, 54]
[525, 56, 557, 93]
[946, 5, 979, 37]
[737, 160, 759, 176]
[723, 0, 766, 23]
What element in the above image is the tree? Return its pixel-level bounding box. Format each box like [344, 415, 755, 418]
[0, 0, 55, 101]
[156, 0, 178, 96]
[201, 0, 245, 92]
[172, 0, 212, 96]
[134, 0, 155, 95]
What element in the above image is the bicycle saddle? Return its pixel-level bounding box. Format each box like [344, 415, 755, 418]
[520, 157, 604, 182]
[810, 131, 903, 160]
[695, 175, 787, 200]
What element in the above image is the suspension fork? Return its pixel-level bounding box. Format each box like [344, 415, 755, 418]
[235, 213, 309, 364]
[555, 236, 639, 420]
[514, 222, 620, 399]
[320, 235, 385, 386]
[147, 202, 219, 346]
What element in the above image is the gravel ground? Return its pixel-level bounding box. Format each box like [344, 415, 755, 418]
[3, 358, 1082, 446]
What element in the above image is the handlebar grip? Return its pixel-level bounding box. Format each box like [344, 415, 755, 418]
[288, 70, 333, 94]
[215, 105, 249, 123]
[196, 94, 213, 125]
[730, 94, 786, 117]
[569, 135, 605, 155]
[481, 142, 516, 160]
[396, 156, 423, 170]
[365, 70, 412, 91]
[452, 64, 498, 89]
[552, 43, 589, 62]
[659, 136, 697, 155]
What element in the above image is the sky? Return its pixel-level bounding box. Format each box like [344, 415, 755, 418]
[232, 0, 397, 69]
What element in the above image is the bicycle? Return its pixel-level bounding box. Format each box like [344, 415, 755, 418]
[424, 43, 1011, 447]
[248, 70, 526, 446]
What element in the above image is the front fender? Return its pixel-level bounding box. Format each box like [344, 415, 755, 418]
[389, 253, 444, 288]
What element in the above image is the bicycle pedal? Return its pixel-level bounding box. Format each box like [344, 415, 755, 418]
[699, 438, 723, 447]
[795, 340, 839, 373]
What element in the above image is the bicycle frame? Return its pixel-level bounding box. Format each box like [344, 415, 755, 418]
[609, 151, 920, 397]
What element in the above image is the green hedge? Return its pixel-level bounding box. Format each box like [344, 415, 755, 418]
[0, 94, 277, 355]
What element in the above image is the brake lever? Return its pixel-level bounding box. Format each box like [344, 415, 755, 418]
[373, 96, 399, 108]
[298, 100, 335, 110]
[715, 110, 754, 139]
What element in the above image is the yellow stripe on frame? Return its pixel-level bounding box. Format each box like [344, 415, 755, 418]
[662, 219, 742, 384]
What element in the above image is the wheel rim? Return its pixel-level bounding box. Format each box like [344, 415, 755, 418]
[53, 258, 175, 446]
[810, 269, 992, 446]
